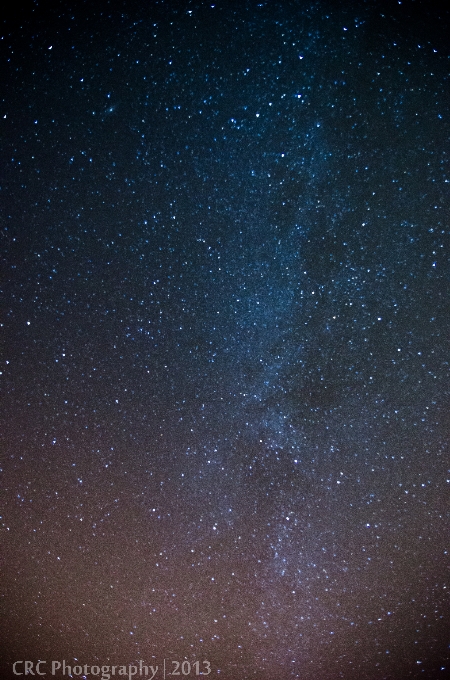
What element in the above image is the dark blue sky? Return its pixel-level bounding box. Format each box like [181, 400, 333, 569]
[1, 1, 449, 678]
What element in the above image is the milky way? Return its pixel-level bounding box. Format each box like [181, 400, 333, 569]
[1, 1, 449, 678]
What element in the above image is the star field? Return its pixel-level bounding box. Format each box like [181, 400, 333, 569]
[1, 1, 449, 678]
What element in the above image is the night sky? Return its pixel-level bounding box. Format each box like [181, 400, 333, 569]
[1, 1, 449, 678]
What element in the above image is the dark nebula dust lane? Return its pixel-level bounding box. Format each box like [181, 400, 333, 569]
[1, 1, 449, 678]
